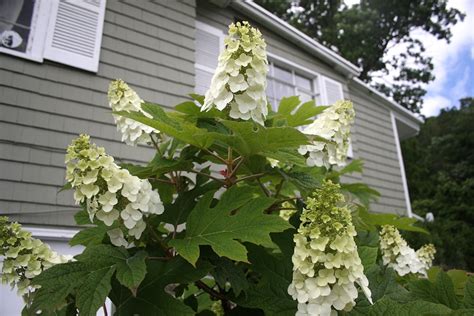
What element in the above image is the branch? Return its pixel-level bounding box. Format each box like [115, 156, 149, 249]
[189, 169, 226, 184]
[195, 280, 229, 301]
[149, 133, 162, 155]
[147, 256, 172, 261]
[228, 157, 244, 179]
[236, 173, 266, 183]
[257, 178, 271, 197]
[203, 148, 228, 164]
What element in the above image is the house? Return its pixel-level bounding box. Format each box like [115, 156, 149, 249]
[0, 0, 422, 312]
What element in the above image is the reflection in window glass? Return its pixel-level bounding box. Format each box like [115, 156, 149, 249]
[266, 60, 321, 109]
[0, 0, 35, 53]
[273, 65, 292, 82]
[274, 81, 294, 103]
[299, 91, 313, 103]
[295, 74, 311, 91]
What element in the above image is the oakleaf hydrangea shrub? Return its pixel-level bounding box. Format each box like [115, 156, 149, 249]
[379, 225, 435, 277]
[2, 21, 471, 316]
[0, 217, 71, 299]
[288, 181, 372, 315]
[202, 21, 269, 124]
[65, 134, 164, 246]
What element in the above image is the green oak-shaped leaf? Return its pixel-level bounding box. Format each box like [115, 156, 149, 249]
[276, 96, 328, 127]
[234, 242, 296, 315]
[30, 262, 89, 312]
[169, 186, 292, 265]
[219, 120, 308, 157]
[115, 251, 148, 293]
[76, 267, 115, 316]
[112, 257, 211, 316]
[115, 102, 216, 148]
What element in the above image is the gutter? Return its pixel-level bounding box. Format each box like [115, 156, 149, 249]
[212, 0, 423, 126]
[230, 0, 361, 78]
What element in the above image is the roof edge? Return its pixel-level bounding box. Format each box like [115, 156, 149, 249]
[230, 0, 361, 78]
[212, 0, 422, 125]
[351, 78, 424, 124]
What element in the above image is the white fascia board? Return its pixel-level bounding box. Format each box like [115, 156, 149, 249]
[22, 226, 79, 241]
[390, 111, 413, 218]
[351, 78, 424, 126]
[230, 0, 361, 78]
[225, 0, 423, 128]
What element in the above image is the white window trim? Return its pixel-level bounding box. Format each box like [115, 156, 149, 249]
[23, 225, 79, 240]
[0, 225, 113, 315]
[390, 111, 413, 217]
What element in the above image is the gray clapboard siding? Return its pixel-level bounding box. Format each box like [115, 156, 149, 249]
[196, 1, 408, 215]
[349, 88, 407, 213]
[0, 0, 196, 226]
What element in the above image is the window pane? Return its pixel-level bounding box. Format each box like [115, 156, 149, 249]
[273, 65, 292, 82]
[268, 97, 277, 110]
[298, 91, 313, 103]
[266, 78, 275, 100]
[295, 74, 312, 91]
[274, 81, 294, 102]
[315, 94, 323, 106]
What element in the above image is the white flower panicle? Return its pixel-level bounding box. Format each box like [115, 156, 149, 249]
[65, 134, 164, 247]
[416, 244, 436, 276]
[299, 100, 355, 168]
[108, 79, 155, 146]
[202, 21, 269, 125]
[288, 181, 372, 316]
[379, 225, 428, 276]
[0, 217, 71, 297]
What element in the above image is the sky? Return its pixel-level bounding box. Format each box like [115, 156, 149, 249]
[344, 0, 474, 117]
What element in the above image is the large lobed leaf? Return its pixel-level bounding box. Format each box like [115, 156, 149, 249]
[275, 96, 328, 127]
[354, 206, 429, 234]
[115, 102, 216, 148]
[220, 120, 308, 157]
[31, 245, 148, 315]
[112, 257, 212, 316]
[233, 237, 296, 316]
[169, 186, 292, 265]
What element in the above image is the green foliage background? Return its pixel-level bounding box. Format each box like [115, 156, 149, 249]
[402, 98, 474, 271]
[256, 0, 464, 113]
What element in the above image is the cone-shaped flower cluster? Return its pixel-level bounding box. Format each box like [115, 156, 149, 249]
[0, 217, 71, 296]
[108, 79, 155, 146]
[379, 225, 435, 277]
[416, 244, 436, 276]
[202, 21, 269, 125]
[299, 100, 355, 168]
[288, 181, 372, 316]
[65, 134, 164, 247]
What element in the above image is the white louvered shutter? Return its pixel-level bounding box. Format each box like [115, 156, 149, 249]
[195, 22, 224, 94]
[43, 0, 106, 72]
[321, 76, 344, 105]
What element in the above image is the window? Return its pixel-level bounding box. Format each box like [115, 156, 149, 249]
[194, 21, 353, 158]
[194, 21, 224, 95]
[0, 0, 106, 72]
[266, 61, 322, 109]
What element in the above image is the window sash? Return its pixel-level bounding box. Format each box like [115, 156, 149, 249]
[266, 61, 321, 109]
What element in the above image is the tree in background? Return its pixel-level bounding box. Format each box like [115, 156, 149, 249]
[402, 97, 474, 270]
[256, 0, 464, 113]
